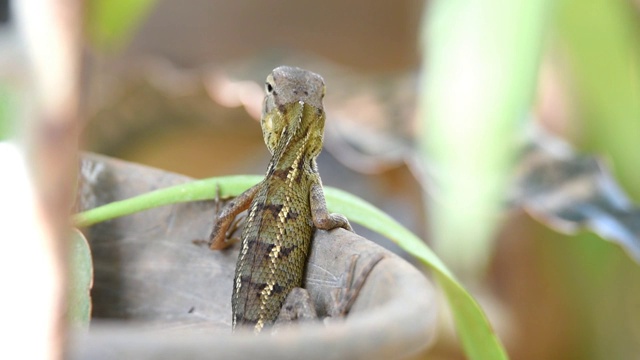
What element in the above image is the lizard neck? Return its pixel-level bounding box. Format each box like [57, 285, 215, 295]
[264, 101, 324, 178]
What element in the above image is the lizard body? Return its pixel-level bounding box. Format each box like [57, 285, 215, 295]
[209, 66, 352, 333]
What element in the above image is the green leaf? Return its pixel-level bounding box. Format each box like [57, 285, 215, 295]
[74, 175, 259, 227]
[419, 0, 551, 277]
[0, 84, 17, 141]
[74, 175, 507, 359]
[325, 187, 507, 360]
[555, 0, 640, 200]
[68, 229, 93, 326]
[87, 0, 158, 51]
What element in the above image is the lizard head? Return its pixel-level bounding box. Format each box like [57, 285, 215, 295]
[261, 66, 326, 158]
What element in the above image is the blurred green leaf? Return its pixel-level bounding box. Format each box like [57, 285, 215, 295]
[0, 84, 17, 141]
[539, 226, 640, 359]
[419, 0, 551, 277]
[555, 0, 640, 201]
[68, 229, 93, 326]
[87, 0, 158, 51]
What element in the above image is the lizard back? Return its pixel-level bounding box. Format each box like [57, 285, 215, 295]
[232, 73, 327, 332]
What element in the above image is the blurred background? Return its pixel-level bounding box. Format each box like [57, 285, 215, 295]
[1, 0, 639, 359]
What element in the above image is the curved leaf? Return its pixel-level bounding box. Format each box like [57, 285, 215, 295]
[74, 175, 507, 358]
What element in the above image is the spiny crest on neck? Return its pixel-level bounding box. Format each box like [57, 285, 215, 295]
[264, 101, 326, 177]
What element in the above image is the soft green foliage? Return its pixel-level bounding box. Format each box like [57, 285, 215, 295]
[555, 0, 640, 201]
[87, 0, 158, 51]
[68, 229, 93, 326]
[537, 227, 640, 359]
[0, 85, 16, 141]
[419, 0, 551, 278]
[74, 175, 507, 359]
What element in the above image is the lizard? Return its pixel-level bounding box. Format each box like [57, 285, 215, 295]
[209, 66, 358, 334]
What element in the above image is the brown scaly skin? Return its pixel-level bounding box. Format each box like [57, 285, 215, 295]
[209, 66, 352, 333]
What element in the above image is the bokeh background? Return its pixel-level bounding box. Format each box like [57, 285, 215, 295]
[2, 0, 639, 359]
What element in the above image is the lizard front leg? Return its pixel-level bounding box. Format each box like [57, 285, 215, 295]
[209, 184, 260, 250]
[310, 182, 353, 232]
